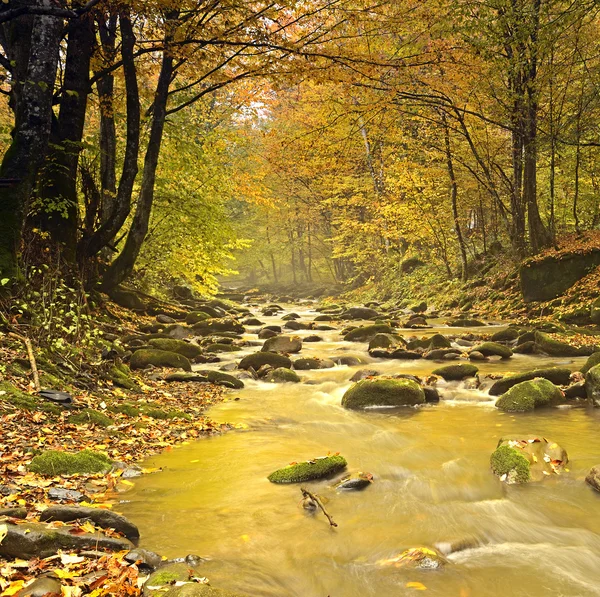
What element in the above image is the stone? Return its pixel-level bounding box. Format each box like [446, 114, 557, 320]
[585, 465, 600, 492]
[261, 335, 302, 353]
[144, 563, 192, 596]
[432, 363, 478, 381]
[333, 355, 366, 366]
[471, 342, 513, 359]
[340, 306, 380, 320]
[242, 317, 263, 326]
[125, 548, 163, 570]
[495, 378, 564, 412]
[0, 507, 27, 519]
[349, 369, 380, 382]
[257, 329, 277, 339]
[428, 334, 452, 349]
[284, 321, 309, 331]
[185, 312, 212, 325]
[0, 522, 132, 559]
[268, 455, 347, 483]
[265, 368, 301, 383]
[192, 319, 244, 335]
[491, 328, 520, 342]
[344, 324, 393, 342]
[29, 450, 112, 476]
[469, 351, 486, 361]
[109, 288, 145, 311]
[281, 313, 300, 320]
[148, 339, 203, 360]
[514, 341, 536, 354]
[378, 547, 446, 570]
[164, 372, 209, 383]
[293, 357, 335, 370]
[564, 381, 587, 400]
[586, 364, 600, 406]
[342, 378, 425, 409]
[534, 331, 586, 357]
[197, 370, 245, 389]
[130, 349, 192, 371]
[67, 408, 113, 427]
[47, 488, 86, 502]
[335, 472, 373, 490]
[425, 348, 462, 360]
[304, 335, 324, 342]
[368, 333, 400, 351]
[520, 248, 600, 302]
[238, 352, 291, 371]
[157, 314, 177, 324]
[488, 367, 572, 396]
[581, 352, 600, 374]
[16, 577, 62, 597]
[448, 318, 485, 327]
[491, 436, 568, 484]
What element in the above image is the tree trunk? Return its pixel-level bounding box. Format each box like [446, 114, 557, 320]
[100, 21, 175, 291]
[0, 5, 62, 278]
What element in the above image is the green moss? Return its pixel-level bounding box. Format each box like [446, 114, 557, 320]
[67, 408, 113, 427]
[148, 338, 203, 359]
[268, 455, 347, 483]
[198, 370, 245, 389]
[29, 449, 112, 476]
[489, 367, 572, 395]
[108, 403, 141, 417]
[141, 407, 169, 419]
[238, 352, 291, 371]
[428, 334, 451, 349]
[0, 382, 60, 414]
[534, 331, 583, 356]
[206, 343, 241, 352]
[432, 363, 479, 381]
[344, 324, 393, 342]
[490, 445, 531, 483]
[582, 352, 600, 375]
[130, 349, 192, 371]
[185, 311, 212, 325]
[342, 378, 425, 409]
[471, 342, 513, 359]
[266, 367, 301, 383]
[495, 378, 564, 412]
[109, 364, 140, 392]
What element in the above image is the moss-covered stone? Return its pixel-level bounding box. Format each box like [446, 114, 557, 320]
[108, 363, 140, 392]
[67, 408, 114, 427]
[428, 334, 452, 349]
[448, 318, 484, 327]
[534, 331, 586, 357]
[192, 318, 244, 335]
[342, 378, 425, 409]
[198, 370, 245, 389]
[145, 563, 191, 595]
[108, 403, 141, 417]
[344, 324, 393, 342]
[582, 352, 600, 375]
[432, 363, 478, 381]
[148, 338, 203, 359]
[586, 364, 600, 406]
[0, 382, 61, 414]
[488, 367, 572, 396]
[491, 328, 521, 342]
[238, 352, 291, 371]
[293, 357, 335, 370]
[268, 455, 347, 483]
[471, 342, 513, 359]
[130, 349, 192, 371]
[490, 445, 531, 484]
[495, 378, 564, 412]
[29, 449, 112, 476]
[266, 367, 301, 383]
[185, 311, 212, 325]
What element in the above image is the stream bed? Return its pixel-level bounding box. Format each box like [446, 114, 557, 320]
[120, 305, 600, 597]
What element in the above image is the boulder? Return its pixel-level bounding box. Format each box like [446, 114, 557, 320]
[368, 333, 401, 350]
[282, 313, 300, 320]
[534, 331, 586, 356]
[495, 378, 564, 412]
[520, 247, 600, 302]
[40, 505, 139, 540]
[283, 321, 310, 331]
[349, 369, 380, 382]
[488, 367, 572, 396]
[344, 324, 393, 342]
[109, 288, 145, 311]
[184, 311, 212, 325]
[586, 364, 600, 406]
[16, 577, 62, 596]
[471, 342, 513, 359]
[428, 334, 452, 349]
[261, 335, 302, 354]
[192, 318, 244, 335]
[341, 378, 425, 409]
[432, 363, 478, 381]
[0, 522, 132, 559]
[29, 450, 112, 476]
[130, 349, 192, 371]
[448, 318, 484, 327]
[491, 436, 568, 484]
[581, 352, 600, 374]
[197, 370, 244, 389]
[340, 306, 380, 320]
[293, 357, 335, 370]
[514, 341, 536, 354]
[491, 328, 521, 342]
[585, 465, 600, 492]
[238, 352, 291, 371]
[265, 368, 300, 383]
[268, 455, 347, 483]
[425, 348, 461, 360]
[257, 329, 278, 339]
[148, 338, 203, 360]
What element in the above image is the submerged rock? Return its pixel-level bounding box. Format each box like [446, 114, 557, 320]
[238, 352, 291, 371]
[344, 324, 393, 342]
[378, 547, 447, 570]
[335, 472, 373, 490]
[268, 455, 347, 483]
[341, 378, 425, 409]
[293, 357, 335, 370]
[471, 342, 513, 359]
[495, 378, 564, 412]
[586, 465, 600, 492]
[432, 363, 478, 381]
[490, 436, 568, 484]
[488, 367, 572, 396]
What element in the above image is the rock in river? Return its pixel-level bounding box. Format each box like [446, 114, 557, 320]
[342, 378, 425, 409]
[378, 547, 447, 570]
[495, 378, 564, 412]
[261, 335, 302, 353]
[488, 367, 572, 396]
[586, 364, 600, 406]
[130, 349, 192, 371]
[432, 363, 478, 381]
[238, 352, 292, 371]
[268, 455, 347, 483]
[335, 472, 373, 490]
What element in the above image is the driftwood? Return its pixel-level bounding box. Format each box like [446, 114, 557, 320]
[7, 332, 40, 392]
[301, 487, 337, 528]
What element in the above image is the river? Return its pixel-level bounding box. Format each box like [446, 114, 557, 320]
[120, 303, 600, 597]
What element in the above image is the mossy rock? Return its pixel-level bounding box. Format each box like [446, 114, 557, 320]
[488, 367, 572, 396]
[534, 331, 584, 357]
[471, 342, 513, 359]
[586, 364, 600, 406]
[293, 357, 335, 370]
[184, 311, 212, 325]
[0, 382, 61, 415]
[108, 403, 141, 417]
[495, 378, 564, 412]
[428, 334, 451, 349]
[130, 349, 192, 371]
[344, 324, 393, 342]
[148, 338, 203, 360]
[162, 585, 245, 597]
[261, 335, 302, 353]
[432, 363, 478, 381]
[108, 364, 140, 392]
[238, 352, 291, 371]
[192, 318, 244, 336]
[198, 370, 244, 389]
[448, 318, 485, 327]
[144, 563, 191, 595]
[368, 333, 404, 351]
[342, 378, 425, 410]
[205, 343, 241, 353]
[29, 449, 112, 476]
[378, 547, 446, 570]
[581, 352, 600, 375]
[491, 328, 520, 342]
[68, 408, 114, 427]
[268, 455, 347, 483]
[266, 368, 301, 383]
[490, 444, 531, 484]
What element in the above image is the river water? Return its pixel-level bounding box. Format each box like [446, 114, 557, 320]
[120, 305, 600, 597]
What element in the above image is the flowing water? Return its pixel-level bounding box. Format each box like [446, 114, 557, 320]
[120, 305, 600, 597]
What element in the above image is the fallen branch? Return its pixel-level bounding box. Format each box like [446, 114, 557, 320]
[8, 332, 40, 392]
[300, 487, 337, 528]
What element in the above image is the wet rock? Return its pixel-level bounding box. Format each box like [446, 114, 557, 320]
[268, 455, 347, 484]
[491, 436, 568, 484]
[257, 328, 278, 339]
[184, 311, 212, 325]
[340, 306, 380, 320]
[167, 325, 194, 340]
[564, 381, 587, 400]
[534, 331, 590, 356]
[144, 563, 192, 596]
[130, 349, 192, 371]
[160, 585, 243, 596]
[304, 335, 324, 342]
[468, 351, 487, 361]
[164, 372, 209, 383]
[342, 378, 425, 409]
[586, 364, 600, 406]
[265, 367, 301, 383]
[471, 342, 513, 359]
[147, 339, 203, 360]
[125, 548, 163, 570]
[122, 466, 144, 479]
[585, 465, 600, 492]
[368, 333, 401, 351]
[378, 547, 447, 570]
[261, 335, 302, 353]
[315, 324, 336, 331]
[434, 536, 481, 556]
[0, 507, 27, 519]
[17, 577, 62, 597]
[491, 328, 521, 342]
[495, 378, 564, 412]
[514, 341, 536, 354]
[242, 317, 263, 326]
[344, 324, 393, 342]
[197, 370, 245, 389]
[282, 313, 300, 320]
[157, 314, 176, 324]
[428, 334, 452, 349]
[314, 315, 332, 322]
[40, 505, 140, 540]
[335, 472, 373, 490]
[581, 352, 600, 374]
[284, 321, 310, 331]
[432, 363, 478, 381]
[425, 348, 462, 360]
[442, 352, 460, 360]
[192, 318, 245, 336]
[488, 367, 572, 396]
[389, 349, 422, 360]
[293, 357, 335, 370]
[350, 369, 380, 382]
[448, 318, 485, 327]
[333, 355, 366, 366]
[0, 522, 132, 559]
[47, 488, 86, 502]
[238, 352, 292, 371]
[403, 316, 429, 328]
[423, 387, 441, 403]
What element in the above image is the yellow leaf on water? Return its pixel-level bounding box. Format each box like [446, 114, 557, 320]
[240, 534, 250, 542]
[406, 581, 427, 590]
[190, 459, 199, 463]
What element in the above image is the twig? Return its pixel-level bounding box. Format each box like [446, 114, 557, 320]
[8, 332, 41, 392]
[301, 487, 338, 528]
